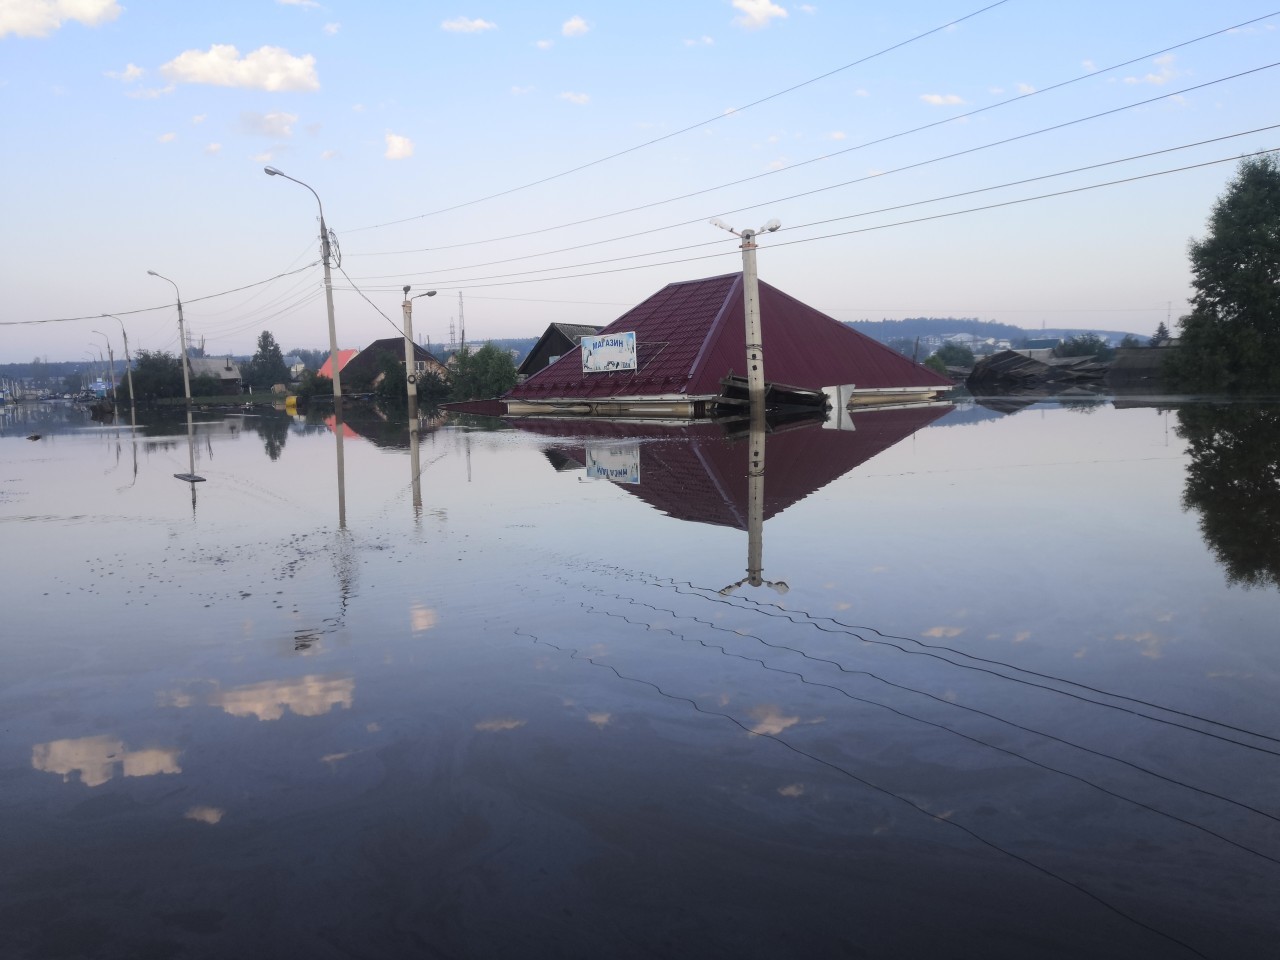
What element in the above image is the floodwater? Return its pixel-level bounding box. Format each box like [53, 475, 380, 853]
[1, 396, 1278, 959]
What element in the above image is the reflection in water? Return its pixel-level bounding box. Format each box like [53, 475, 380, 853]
[1178, 402, 1280, 589]
[253, 410, 290, 461]
[185, 806, 225, 825]
[32, 734, 182, 787]
[162, 676, 355, 721]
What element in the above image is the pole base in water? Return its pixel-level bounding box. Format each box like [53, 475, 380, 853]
[173, 473, 206, 482]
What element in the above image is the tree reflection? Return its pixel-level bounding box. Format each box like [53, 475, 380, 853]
[1177, 403, 1280, 589]
[253, 410, 290, 461]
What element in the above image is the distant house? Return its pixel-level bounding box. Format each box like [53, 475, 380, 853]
[517, 323, 603, 380]
[188, 356, 242, 395]
[282, 354, 307, 381]
[505, 272, 951, 418]
[318, 349, 360, 381]
[338, 338, 449, 392]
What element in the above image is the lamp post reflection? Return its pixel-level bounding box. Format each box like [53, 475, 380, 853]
[720, 410, 789, 597]
[409, 408, 423, 521]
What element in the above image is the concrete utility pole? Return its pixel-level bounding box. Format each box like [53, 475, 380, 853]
[710, 217, 781, 410]
[402, 287, 437, 409]
[457, 292, 466, 353]
[264, 166, 343, 402]
[147, 270, 194, 409]
[92, 331, 116, 403]
[102, 314, 136, 426]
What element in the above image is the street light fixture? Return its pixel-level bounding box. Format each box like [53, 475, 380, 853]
[263, 166, 343, 402]
[146, 270, 194, 408]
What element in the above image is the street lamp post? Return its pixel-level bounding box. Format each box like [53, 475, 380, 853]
[263, 166, 343, 402]
[710, 217, 781, 411]
[402, 287, 437, 409]
[102, 314, 136, 426]
[146, 270, 194, 408]
[92, 330, 117, 403]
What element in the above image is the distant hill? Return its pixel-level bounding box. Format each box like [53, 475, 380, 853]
[844, 317, 1144, 345]
[430, 338, 538, 364]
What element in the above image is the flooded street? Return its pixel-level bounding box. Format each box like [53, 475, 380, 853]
[2, 398, 1278, 959]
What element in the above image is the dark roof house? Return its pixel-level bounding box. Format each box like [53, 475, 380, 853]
[517, 323, 602, 379]
[334, 339, 450, 393]
[505, 273, 950, 417]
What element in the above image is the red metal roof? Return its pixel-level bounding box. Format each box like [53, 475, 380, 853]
[506, 273, 950, 401]
[318, 349, 359, 380]
[511, 405, 951, 529]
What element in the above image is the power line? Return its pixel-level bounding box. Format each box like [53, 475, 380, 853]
[375, 147, 1277, 292]
[1, 263, 321, 327]
[344, 0, 1013, 233]
[346, 10, 1280, 256]
[347, 120, 1280, 286]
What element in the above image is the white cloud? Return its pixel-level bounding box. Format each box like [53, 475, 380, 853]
[733, 0, 788, 30]
[323, 22, 339, 35]
[205, 142, 221, 154]
[321, 148, 336, 160]
[352, 103, 365, 112]
[684, 35, 714, 46]
[161, 45, 320, 92]
[828, 130, 845, 140]
[1124, 54, 1177, 85]
[988, 86, 1004, 94]
[535, 38, 553, 49]
[0, 0, 121, 38]
[1082, 59, 1096, 72]
[191, 113, 206, 124]
[441, 16, 496, 33]
[278, 0, 318, 6]
[559, 91, 589, 105]
[253, 151, 273, 163]
[510, 84, 533, 95]
[562, 15, 588, 37]
[854, 88, 869, 97]
[241, 110, 299, 137]
[127, 83, 175, 100]
[105, 63, 144, 83]
[799, 3, 816, 11]
[766, 158, 788, 171]
[920, 93, 965, 106]
[158, 132, 176, 143]
[1016, 82, 1035, 95]
[385, 132, 413, 159]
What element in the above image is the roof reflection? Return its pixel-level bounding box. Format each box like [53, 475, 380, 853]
[514, 404, 951, 529]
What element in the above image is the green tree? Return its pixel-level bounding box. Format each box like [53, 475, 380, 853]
[1164, 153, 1280, 391]
[932, 342, 975, 367]
[293, 371, 332, 402]
[1119, 334, 1143, 349]
[448, 343, 518, 400]
[1149, 321, 1171, 347]
[124, 350, 184, 401]
[923, 354, 948, 375]
[1058, 333, 1115, 361]
[246, 331, 289, 389]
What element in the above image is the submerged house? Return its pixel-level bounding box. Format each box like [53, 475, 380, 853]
[339, 338, 450, 391]
[517, 323, 602, 380]
[188, 356, 243, 396]
[504, 273, 950, 418]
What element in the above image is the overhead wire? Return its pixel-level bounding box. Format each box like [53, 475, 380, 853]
[345, 11, 1280, 257]
[346, 119, 1280, 286]
[344, 0, 1015, 234]
[1, 262, 321, 327]
[344, 147, 1278, 293]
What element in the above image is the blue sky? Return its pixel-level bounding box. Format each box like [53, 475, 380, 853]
[2, 0, 1277, 362]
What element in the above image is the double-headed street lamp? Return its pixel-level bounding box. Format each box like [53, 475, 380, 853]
[146, 270, 194, 407]
[402, 287, 436, 408]
[263, 166, 343, 402]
